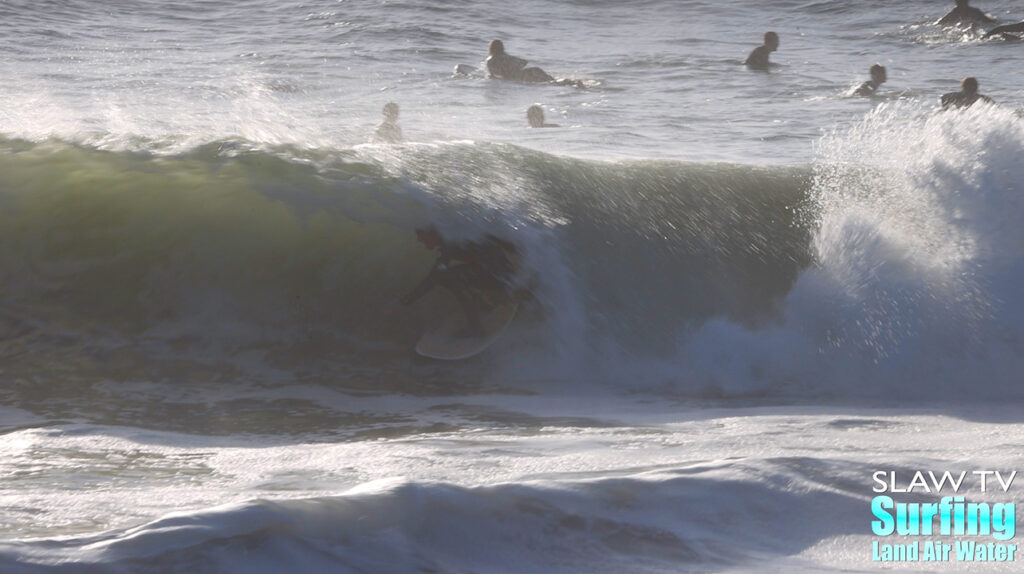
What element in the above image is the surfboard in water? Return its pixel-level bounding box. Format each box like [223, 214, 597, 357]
[415, 299, 518, 360]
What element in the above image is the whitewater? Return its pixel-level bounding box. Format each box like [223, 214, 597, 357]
[2, 1, 1024, 572]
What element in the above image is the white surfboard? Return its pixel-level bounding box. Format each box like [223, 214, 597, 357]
[453, 63, 485, 78]
[415, 299, 518, 360]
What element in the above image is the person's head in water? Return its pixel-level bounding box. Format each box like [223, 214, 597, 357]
[372, 102, 403, 143]
[764, 31, 779, 51]
[527, 105, 544, 128]
[415, 227, 443, 250]
[488, 39, 505, 57]
[961, 76, 979, 95]
[526, 104, 560, 128]
[870, 64, 887, 85]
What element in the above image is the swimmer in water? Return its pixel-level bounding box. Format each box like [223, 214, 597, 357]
[940, 77, 993, 109]
[745, 32, 779, 70]
[937, 0, 995, 26]
[372, 102, 403, 143]
[527, 105, 560, 128]
[485, 40, 555, 83]
[854, 64, 887, 97]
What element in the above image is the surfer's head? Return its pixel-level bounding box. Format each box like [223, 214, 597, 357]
[488, 40, 506, 56]
[764, 31, 779, 51]
[962, 76, 979, 95]
[870, 64, 887, 85]
[382, 102, 399, 122]
[415, 227, 442, 249]
[527, 105, 545, 128]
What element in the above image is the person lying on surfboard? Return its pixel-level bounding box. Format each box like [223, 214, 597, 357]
[485, 40, 555, 83]
[401, 227, 520, 338]
[484, 40, 587, 88]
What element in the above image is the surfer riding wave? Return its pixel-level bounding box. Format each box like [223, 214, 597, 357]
[401, 227, 522, 338]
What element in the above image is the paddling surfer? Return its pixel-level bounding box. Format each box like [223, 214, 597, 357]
[940, 77, 993, 109]
[486, 40, 555, 83]
[484, 40, 586, 87]
[854, 64, 887, 97]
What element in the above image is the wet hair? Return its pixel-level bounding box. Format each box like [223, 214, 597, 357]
[962, 77, 979, 93]
[870, 64, 886, 82]
[489, 39, 505, 56]
[765, 31, 779, 46]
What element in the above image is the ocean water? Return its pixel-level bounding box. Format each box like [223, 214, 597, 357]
[2, 0, 1024, 572]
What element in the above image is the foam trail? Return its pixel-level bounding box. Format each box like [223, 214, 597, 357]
[0, 467, 866, 574]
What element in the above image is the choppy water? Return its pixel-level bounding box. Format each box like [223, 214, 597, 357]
[2, 1, 1024, 572]
[3, 0, 1023, 162]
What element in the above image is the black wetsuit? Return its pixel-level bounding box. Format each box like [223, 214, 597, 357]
[940, 91, 993, 109]
[402, 236, 518, 335]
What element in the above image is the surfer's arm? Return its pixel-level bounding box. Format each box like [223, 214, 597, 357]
[401, 249, 460, 304]
[853, 81, 875, 97]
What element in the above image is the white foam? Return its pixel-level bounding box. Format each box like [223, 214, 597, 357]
[653, 103, 1024, 399]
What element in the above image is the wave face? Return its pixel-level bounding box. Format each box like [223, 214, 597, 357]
[3, 102, 1023, 399]
[0, 137, 810, 388]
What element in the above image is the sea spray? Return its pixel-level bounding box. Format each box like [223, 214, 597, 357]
[673, 102, 1024, 398]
